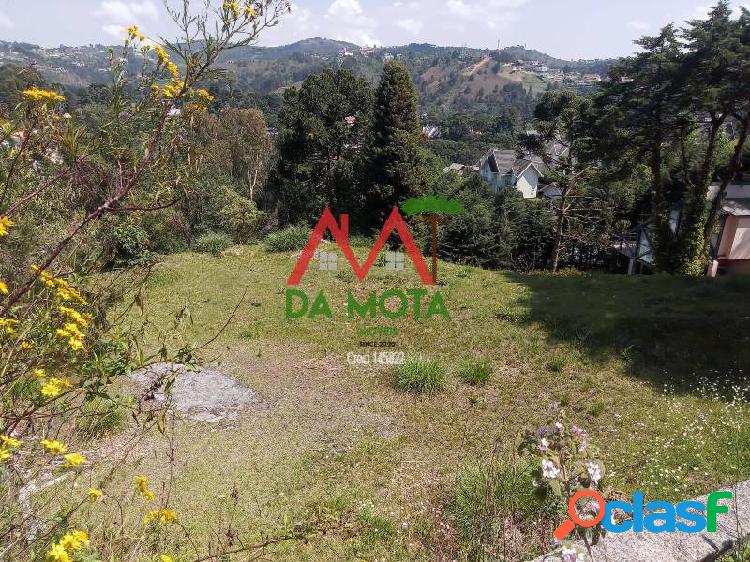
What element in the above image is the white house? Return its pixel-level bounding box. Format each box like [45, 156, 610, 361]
[476, 149, 547, 198]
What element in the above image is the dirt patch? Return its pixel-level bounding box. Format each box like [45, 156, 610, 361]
[130, 362, 262, 422]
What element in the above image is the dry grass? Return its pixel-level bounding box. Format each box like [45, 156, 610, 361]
[101, 244, 750, 560]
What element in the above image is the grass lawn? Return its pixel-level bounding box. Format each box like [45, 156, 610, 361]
[103, 244, 750, 560]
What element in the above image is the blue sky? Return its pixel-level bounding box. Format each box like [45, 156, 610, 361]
[0, 0, 747, 59]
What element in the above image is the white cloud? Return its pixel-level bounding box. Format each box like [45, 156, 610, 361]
[96, 0, 158, 39]
[396, 18, 424, 34]
[97, 0, 159, 22]
[324, 0, 380, 46]
[327, 0, 364, 18]
[446, 0, 472, 18]
[102, 24, 127, 38]
[629, 20, 650, 30]
[0, 11, 12, 29]
[445, 0, 525, 30]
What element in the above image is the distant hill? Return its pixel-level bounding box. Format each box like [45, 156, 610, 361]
[217, 38, 360, 62]
[0, 38, 616, 113]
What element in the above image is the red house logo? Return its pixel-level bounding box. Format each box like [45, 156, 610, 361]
[287, 206, 434, 286]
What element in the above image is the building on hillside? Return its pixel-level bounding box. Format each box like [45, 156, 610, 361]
[442, 163, 479, 175]
[476, 149, 547, 198]
[709, 182, 750, 275]
[613, 180, 750, 275]
[421, 125, 442, 139]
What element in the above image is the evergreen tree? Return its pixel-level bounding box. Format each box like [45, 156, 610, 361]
[366, 60, 429, 224]
[270, 69, 373, 225]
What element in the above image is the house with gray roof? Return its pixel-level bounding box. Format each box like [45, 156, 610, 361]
[476, 149, 547, 198]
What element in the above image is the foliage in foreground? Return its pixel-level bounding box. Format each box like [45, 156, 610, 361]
[396, 357, 447, 393]
[0, 2, 333, 561]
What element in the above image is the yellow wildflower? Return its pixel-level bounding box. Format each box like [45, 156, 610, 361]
[244, 6, 257, 17]
[134, 475, 149, 491]
[22, 87, 65, 104]
[1, 435, 21, 448]
[0, 317, 18, 336]
[0, 215, 15, 236]
[41, 379, 63, 398]
[58, 530, 89, 551]
[162, 79, 185, 98]
[87, 487, 104, 501]
[127, 25, 145, 41]
[63, 452, 86, 467]
[160, 556, 174, 562]
[38, 269, 56, 287]
[143, 489, 156, 501]
[144, 508, 177, 525]
[0, 448, 11, 462]
[59, 306, 90, 327]
[223, 1, 241, 17]
[195, 88, 214, 101]
[68, 338, 85, 351]
[21, 340, 33, 349]
[165, 61, 179, 78]
[0, 280, 7, 295]
[41, 439, 67, 455]
[34, 368, 46, 378]
[46, 543, 72, 562]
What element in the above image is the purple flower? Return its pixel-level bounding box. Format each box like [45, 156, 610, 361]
[542, 459, 560, 479]
[586, 462, 601, 485]
[538, 437, 550, 452]
[561, 547, 578, 562]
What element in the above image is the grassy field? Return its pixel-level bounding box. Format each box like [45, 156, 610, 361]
[100, 244, 750, 560]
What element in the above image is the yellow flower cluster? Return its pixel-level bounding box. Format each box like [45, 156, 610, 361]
[162, 79, 186, 99]
[134, 475, 156, 501]
[0, 215, 13, 236]
[0, 434, 21, 463]
[0, 317, 19, 336]
[153, 44, 179, 79]
[46, 530, 89, 562]
[40, 376, 73, 398]
[35, 267, 87, 304]
[0, 217, 12, 298]
[41, 439, 67, 455]
[195, 88, 214, 102]
[222, 1, 257, 18]
[59, 306, 91, 327]
[144, 508, 178, 525]
[63, 452, 86, 467]
[40, 439, 86, 468]
[22, 87, 65, 105]
[32, 268, 90, 351]
[127, 25, 146, 41]
[87, 487, 104, 501]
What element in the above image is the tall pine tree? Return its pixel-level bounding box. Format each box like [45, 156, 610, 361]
[365, 60, 428, 224]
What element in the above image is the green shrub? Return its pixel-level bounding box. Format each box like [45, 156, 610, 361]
[451, 455, 558, 561]
[76, 395, 133, 438]
[194, 231, 232, 256]
[264, 224, 310, 252]
[459, 360, 493, 386]
[109, 219, 153, 267]
[396, 357, 447, 393]
[219, 190, 266, 243]
[547, 354, 567, 373]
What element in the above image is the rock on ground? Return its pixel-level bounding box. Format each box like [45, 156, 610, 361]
[130, 362, 261, 422]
